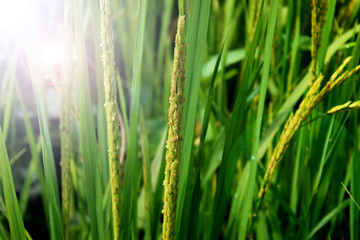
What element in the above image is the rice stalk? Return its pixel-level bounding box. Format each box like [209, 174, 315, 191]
[248, 0, 261, 40]
[60, 0, 73, 238]
[310, 0, 329, 82]
[259, 57, 360, 199]
[99, 0, 122, 238]
[162, 15, 186, 240]
[341, 182, 360, 211]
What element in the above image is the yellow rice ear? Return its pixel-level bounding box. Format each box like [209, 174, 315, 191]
[259, 57, 360, 200]
[327, 100, 360, 114]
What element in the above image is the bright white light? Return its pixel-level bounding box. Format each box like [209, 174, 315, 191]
[41, 44, 63, 68]
[0, 0, 35, 40]
[0, 0, 76, 82]
[25, 26, 77, 82]
[35, 41, 65, 82]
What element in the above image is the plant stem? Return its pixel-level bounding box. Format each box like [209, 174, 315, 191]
[178, 0, 184, 16]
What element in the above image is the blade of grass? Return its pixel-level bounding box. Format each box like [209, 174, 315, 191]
[202, 48, 246, 79]
[316, 0, 337, 75]
[14, 80, 48, 222]
[216, 0, 237, 109]
[183, 33, 228, 240]
[342, 182, 360, 211]
[349, 117, 360, 240]
[116, 71, 129, 140]
[255, 211, 270, 240]
[175, 0, 211, 237]
[0, 127, 26, 239]
[18, 146, 38, 215]
[340, 24, 360, 103]
[225, 162, 251, 238]
[155, 0, 174, 114]
[307, 199, 350, 239]
[73, 0, 105, 238]
[207, 2, 266, 238]
[88, 0, 112, 235]
[289, 128, 305, 213]
[312, 117, 335, 194]
[26, 48, 64, 240]
[1, 57, 16, 142]
[241, 0, 278, 238]
[151, 127, 167, 239]
[119, 0, 148, 238]
[89, 0, 110, 194]
[343, 30, 360, 240]
[139, 110, 153, 240]
[0, 223, 9, 240]
[286, 0, 301, 96]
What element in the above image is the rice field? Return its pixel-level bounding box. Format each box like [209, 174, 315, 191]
[0, 0, 360, 239]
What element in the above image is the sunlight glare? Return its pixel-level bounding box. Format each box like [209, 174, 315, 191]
[0, 0, 35, 40]
[41, 44, 63, 68]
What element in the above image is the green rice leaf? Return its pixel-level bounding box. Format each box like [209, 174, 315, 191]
[73, 0, 105, 238]
[207, 2, 266, 238]
[119, 0, 148, 238]
[0, 127, 26, 240]
[26, 51, 64, 239]
[307, 199, 350, 239]
[175, 0, 212, 237]
[240, 1, 278, 239]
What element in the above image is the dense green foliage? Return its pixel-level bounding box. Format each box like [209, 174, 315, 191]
[0, 0, 360, 239]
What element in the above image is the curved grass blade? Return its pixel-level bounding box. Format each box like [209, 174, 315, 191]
[150, 127, 167, 239]
[207, 2, 266, 238]
[312, 117, 335, 194]
[15, 80, 48, 224]
[0, 223, 9, 240]
[139, 110, 153, 240]
[307, 199, 350, 239]
[202, 48, 246, 79]
[89, 0, 109, 184]
[119, 0, 148, 238]
[181, 29, 228, 240]
[1, 69, 14, 142]
[240, 1, 278, 238]
[73, 0, 105, 238]
[0, 127, 26, 240]
[174, 0, 212, 237]
[26, 49, 64, 240]
[317, 0, 337, 75]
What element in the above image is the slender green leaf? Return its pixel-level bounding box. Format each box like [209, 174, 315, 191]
[240, 1, 278, 239]
[26, 48, 64, 240]
[73, 0, 105, 238]
[307, 199, 350, 239]
[175, 0, 211, 237]
[0, 127, 26, 240]
[120, 0, 148, 238]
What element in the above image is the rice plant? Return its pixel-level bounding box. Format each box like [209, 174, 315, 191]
[0, 0, 360, 239]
